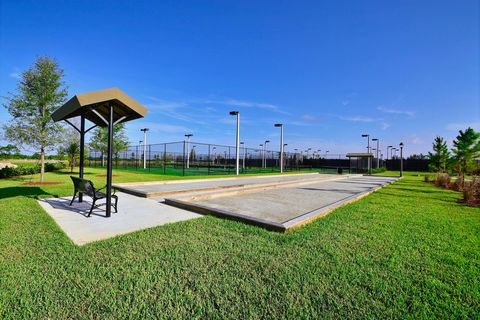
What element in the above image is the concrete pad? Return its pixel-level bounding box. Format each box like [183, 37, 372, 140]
[113, 172, 330, 198]
[165, 176, 398, 231]
[38, 192, 202, 245]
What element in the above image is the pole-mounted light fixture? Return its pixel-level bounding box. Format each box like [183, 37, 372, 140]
[399, 142, 404, 177]
[362, 134, 371, 174]
[230, 111, 240, 175]
[185, 133, 193, 169]
[274, 123, 284, 173]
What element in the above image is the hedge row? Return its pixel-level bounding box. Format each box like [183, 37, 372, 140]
[0, 162, 66, 179]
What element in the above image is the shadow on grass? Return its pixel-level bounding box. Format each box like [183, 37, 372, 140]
[50, 171, 95, 175]
[0, 186, 55, 200]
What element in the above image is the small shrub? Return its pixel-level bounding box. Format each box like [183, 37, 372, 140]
[435, 173, 451, 188]
[451, 177, 465, 192]
[424, 174, 434, 182]
[371, 167, 387, 174]
[0, 161, 66, 179]
[463, 177, 480, 206]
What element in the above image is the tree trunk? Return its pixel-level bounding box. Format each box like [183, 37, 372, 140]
[40, 148, 45, 182]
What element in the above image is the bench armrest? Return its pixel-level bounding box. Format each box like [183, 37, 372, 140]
[97, 185, 117, 195]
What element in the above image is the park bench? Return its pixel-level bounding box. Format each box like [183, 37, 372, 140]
[70, 176, 118, 217]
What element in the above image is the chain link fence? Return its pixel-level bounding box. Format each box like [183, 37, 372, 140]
[86, 141, 374, 176]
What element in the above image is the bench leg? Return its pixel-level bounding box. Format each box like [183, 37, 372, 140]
[69, 192, 77, 206]
[88, 198, 96, 217]
[114, 196, 118, 213]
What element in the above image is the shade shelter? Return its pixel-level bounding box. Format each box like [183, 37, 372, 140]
[346, 153, 374, 174]
[52, 88, 147, 217]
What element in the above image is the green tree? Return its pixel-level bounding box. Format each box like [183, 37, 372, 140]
[428, 136, 450, 173]
[2, 56, 68, 182]
[65, 141, 80, 173]
[89, 123, 130, 166]
[57, 127, 81, 172]
[0, 144, 21, 157]
[451, 127, 480, 179]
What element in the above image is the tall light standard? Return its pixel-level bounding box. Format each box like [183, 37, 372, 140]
[259, 144, 263, 168]
[240, 142, 246, 170]
[372, 138, 379, 168]
[387, 145, 393, 160]
[305, 148, 312, 159]
[399, 142, 404, 177]
[362, 134, 371, 174]
[264, 140, 270, 168]
[212, 146, 216, 164]
[274, 123, 284, 173]
[185, 133, 192, 169]
[317, 150, 321, 159]
[140, 128, 149, 169]
[325, 150, 330, 157]
[230, 111, 240, 175]
[137, 140, 143, 168]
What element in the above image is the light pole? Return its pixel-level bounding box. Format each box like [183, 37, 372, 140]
[230, 111, 240, 175]
[283, 143, 288, 169]
[185, 133, 192, 169]
[274, 124, 284, 173]
[240, 142, 246, 170]
[212, 146, 216, 164]
[399, 142, 404, 177]
[259, 144, 263, 169]
[387, 145, 393, 160]
[372, 138, 379, 168]
[140, 128, 149, 169]
[138, 141, 143, 168]
[264, 140, 270, 168]
[362, 134, 371, 174]
[306, 148, 312, 159]
[325, 150, 330, 158]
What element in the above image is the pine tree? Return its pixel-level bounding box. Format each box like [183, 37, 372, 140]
[451, 127, 480, 179]
[428, 136, 450, 173]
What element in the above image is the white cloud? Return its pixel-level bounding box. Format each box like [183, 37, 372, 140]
[9, 72, 21, 80]
[301, 114, 317, 121]
[381, 122, 391, 130]
[198, 98, 291, 115]
[339, 115, 379, 122]
[132, 121, 191, 134]
[410, 135, 424, 145]
[377, 106, 415, 117]
[445, 121, 480, 131]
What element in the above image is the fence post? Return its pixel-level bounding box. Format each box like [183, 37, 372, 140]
[208, 144, 211, 175]
[148, 144, 151, 173]
[163, 143, 167, 174]
[182, 141, 186, 176]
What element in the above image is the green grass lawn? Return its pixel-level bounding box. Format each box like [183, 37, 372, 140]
[0, 170, 478, 318]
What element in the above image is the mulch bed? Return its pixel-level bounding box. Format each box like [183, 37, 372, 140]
[21, 182, 64, 186]
[95, 174, 121, 177]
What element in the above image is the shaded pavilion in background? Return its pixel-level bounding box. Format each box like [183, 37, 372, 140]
[346, 152, 374, 174]
[52, 88, 147, 217]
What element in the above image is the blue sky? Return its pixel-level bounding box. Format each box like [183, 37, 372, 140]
[0, 0, 478, 156]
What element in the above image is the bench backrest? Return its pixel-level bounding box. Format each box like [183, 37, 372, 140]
[70, 176, 95, 196]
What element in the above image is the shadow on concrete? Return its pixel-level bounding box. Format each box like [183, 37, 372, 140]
[38, 198, 109, 218]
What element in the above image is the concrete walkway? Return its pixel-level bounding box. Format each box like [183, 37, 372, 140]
[38, 192, 201, 245]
